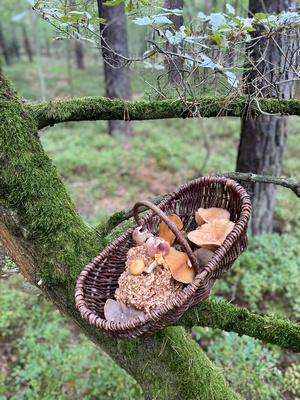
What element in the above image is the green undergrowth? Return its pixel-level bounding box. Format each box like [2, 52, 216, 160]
[191, 327, 285, 400]
[0, 273, 143, 400]
[211, 229, 300, 318]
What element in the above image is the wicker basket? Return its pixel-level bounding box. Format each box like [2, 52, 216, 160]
[75, 176, 251, 339]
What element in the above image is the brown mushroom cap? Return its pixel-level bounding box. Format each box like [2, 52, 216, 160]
[158, 214, 184, 245]
[187, 219, 235, 251]
[164, 247, 195, 284]
[195, 207, 230, 226]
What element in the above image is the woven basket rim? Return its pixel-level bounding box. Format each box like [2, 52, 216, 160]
[75, 176, 251, 334]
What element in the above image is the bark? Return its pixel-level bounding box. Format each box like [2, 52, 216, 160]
[0, 76, 239, 400]
[236, 0, 298, 235]
[97, 0, 132, 136]
[163, 0, 184, 85]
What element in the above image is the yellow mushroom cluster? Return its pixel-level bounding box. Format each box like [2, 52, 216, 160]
[104, 207, 235, 322]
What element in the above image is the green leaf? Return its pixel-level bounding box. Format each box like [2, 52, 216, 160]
[254, 12, 269, 21]
[132, 16, 152, 26]
[138, 0, 151, 5]
[226, 3, 235, 15]
[209, 30, 223, 46]
[90, 17, 106, 24]
[11, 10, 28, 22]
[103, 0, 124, 5]
[224, 71, 239, 88]
[126, 0, 134, 12]
[208, 13, 226, 30]
[152, 15, 173, 25]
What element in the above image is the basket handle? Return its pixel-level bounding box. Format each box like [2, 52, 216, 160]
[133, 200, 199, 271]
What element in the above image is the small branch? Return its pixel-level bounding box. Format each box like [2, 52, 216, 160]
[32, 96, 300, 130]
[177, 300, 300, 353]
[95, 194, 167, 236]
[216, 172, 300, 198]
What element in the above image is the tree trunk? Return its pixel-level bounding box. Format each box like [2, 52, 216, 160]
[69, 0, 85, 69]
[0, 23, 12, 66]
[97, 0, 132, 136]
[236, 0, 297, 235]
[163, 0, 184, 85]
[0, 74, 238, 400]
[74, 40, 85, 69]
[11, 26, 21, 60]
[22, 25, 34, 62]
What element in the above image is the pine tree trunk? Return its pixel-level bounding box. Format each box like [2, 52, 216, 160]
[163, 0, 184, 85]
[69, 0, 85, 70]
[97, 0, 132, 136]
[236, 0, 297, 235]
[74, 41, 85, 69]
[0, 23, 12, 66]
[22, 25, 34, 62]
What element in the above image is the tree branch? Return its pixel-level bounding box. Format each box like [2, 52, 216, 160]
[217, 172, 300, 198]
[177, 300, 300, 353]
[32, 96, 300, 130]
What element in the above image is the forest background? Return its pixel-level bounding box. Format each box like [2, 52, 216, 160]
[1, 0, 300, 399]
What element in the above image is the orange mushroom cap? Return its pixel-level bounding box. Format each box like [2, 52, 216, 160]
[187, 219, 235, 251]
[164, 247, 195, 284]
[195, 207, 230, 226]
[158, 214, 183, 245]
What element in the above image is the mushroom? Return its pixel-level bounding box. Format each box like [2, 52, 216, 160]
[146, 236, 170, 257]
[158, 214, 184, 245]
[132, 226, 153, 246]
[129, 259, 145, 275]
[164, 247, 195, 284]
[187, 219, 235, 251]
[195, 207, 230, 226]
[104, 299, 146, 322]
[194, 248, 214, 268]
[115, 267, 183, 312]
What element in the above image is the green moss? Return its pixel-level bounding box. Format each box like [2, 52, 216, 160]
[177, 300, 300, 352]
[33, 95, 300, 131]
[0, 94, 100, 285]
[123, 327, 241, 400]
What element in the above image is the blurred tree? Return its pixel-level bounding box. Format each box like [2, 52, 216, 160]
[163, 0, 184, 85]
[69, 0, 85, 70]
[22, 25, 34, 62]
[0, 22, 11, 66]
[236, 0, 298, 235]
[97, 0, 132, 136]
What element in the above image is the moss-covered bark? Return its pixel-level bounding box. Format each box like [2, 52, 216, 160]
[32, 95, 300, 130]
[0, 75, 241, 398]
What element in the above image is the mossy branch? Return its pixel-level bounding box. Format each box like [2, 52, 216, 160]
[177, 300, 300, 353]
[32, 95, 300, 130]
